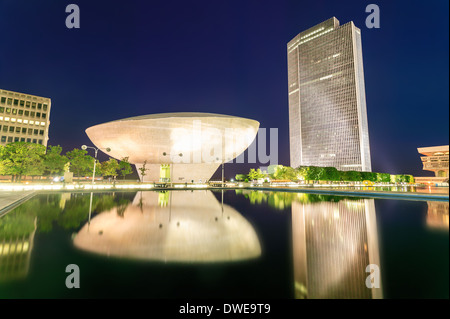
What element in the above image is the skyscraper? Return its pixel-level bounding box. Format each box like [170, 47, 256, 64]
[288, 17, 371, 172]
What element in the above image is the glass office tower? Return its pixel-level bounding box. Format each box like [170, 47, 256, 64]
[288, 17, 371, 171]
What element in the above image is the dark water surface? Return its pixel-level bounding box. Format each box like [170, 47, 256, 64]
[0, 190, 448, 299]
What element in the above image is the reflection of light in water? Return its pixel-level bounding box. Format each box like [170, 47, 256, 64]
[292, 199, 382, 299]
[73, 191, 261, 262]
[426, 201, 449, 230]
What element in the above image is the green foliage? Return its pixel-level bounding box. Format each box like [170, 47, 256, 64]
[0, 212, 36, 240]
[393, 174, 415, 183]
[376, 172, 391, 183]
[43, 145, 68, 176]
[0, 142, 46, 180]
[341, 170, 362, 182]
[297, 166, 322, 181]
[273, 165, 298, 180]
[319, 167, 340, 181]
[235, 174, 247, 181]
[248, 168, 266, 181]
[119, 157, 133, 179]
[66, 148, 94, 177]
[100, 158, 120, 178]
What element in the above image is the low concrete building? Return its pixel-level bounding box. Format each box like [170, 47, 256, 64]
[85, 112, 259, 182]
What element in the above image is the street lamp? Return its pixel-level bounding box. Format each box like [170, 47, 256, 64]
[162, 152, 183, 187]
[81, 145, 111, 185]
[216, 157, 232, 185]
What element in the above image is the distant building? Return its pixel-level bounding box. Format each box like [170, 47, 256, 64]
[415, 145, 449, 184]
[287, 17, 371, 172]
[0, 89, 51, 146]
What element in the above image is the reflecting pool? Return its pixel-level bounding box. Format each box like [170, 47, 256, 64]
[0, 190, 448, 298]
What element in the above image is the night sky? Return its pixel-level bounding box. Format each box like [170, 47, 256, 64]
[0, 0, 448, 179]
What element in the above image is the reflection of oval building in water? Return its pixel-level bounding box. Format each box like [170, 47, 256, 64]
[73, 191, 261, 262]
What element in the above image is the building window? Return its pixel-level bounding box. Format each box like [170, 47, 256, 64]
[25, 111, 29, 116]
[18, 110, 23, 115]
[26, 138, 31, 143]
[1, 136, 5, 143]
[43, 104, 48, 111]
[38, 139, 43, 144]
[7, 136, 12, 143]
[42, 113, 46, 119]
[7, 98, 12, 105]
[22, 128, 26, 134]
[20, 100, 25, 107]
[12, 109, 17, 115]
[32, 139, 37, 143]
[0, 97, 5, 104]
[13, 99, 18, 106]
[14, 137, 19, 142]
[37, 103, 42, 110]
[28, 128, 32, 135]
[2, 126, 7, 132]
[9, 126, 14, 132]
[26, 101, 30, 108]
[6, 108, 11, 114]
[15, 127, 20, 133]
[34, 129, 38, 135]
[39, 130, 44, 135]
[32, 102, 36, 109]
[31, 112, 35, 117]
[20, 137, 25, 142]
[36, 112, 41, 118]
[0, 107, 4, 113]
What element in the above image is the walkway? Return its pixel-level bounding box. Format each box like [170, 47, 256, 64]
[0, 191, 36, 217]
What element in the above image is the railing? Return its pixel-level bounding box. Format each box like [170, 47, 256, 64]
[423, 162, 449, 169]
[421, 155, 449, 162]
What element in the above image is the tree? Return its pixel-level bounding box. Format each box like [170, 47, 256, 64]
[273, 165, 297, 181]
[376, 172, 391, 183]
[361, 171, 377, 182]
[341, 170, 362, 182]
[43, 145, 68, 177]
[0, 142, 45, 181]
[66, 148, 94, 178]
[138, 160, 148, 182]
[119, 157, 133, 180]
[297, 166, 322, 182]
[235, 174, 247, 181]
[248, 168, 265, 181]
[318, 167, 340, 181]
[100, 158, 120, 179]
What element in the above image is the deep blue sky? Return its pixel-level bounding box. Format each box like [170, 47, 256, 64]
[0, 0, 448, 178]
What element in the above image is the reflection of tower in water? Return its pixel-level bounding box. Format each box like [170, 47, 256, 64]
[292, 199, 382, 299]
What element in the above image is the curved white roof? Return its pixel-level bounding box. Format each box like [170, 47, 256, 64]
[85, 112, 260, 164]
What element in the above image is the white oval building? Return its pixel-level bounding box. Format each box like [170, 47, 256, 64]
[85, 112, 260, 182]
